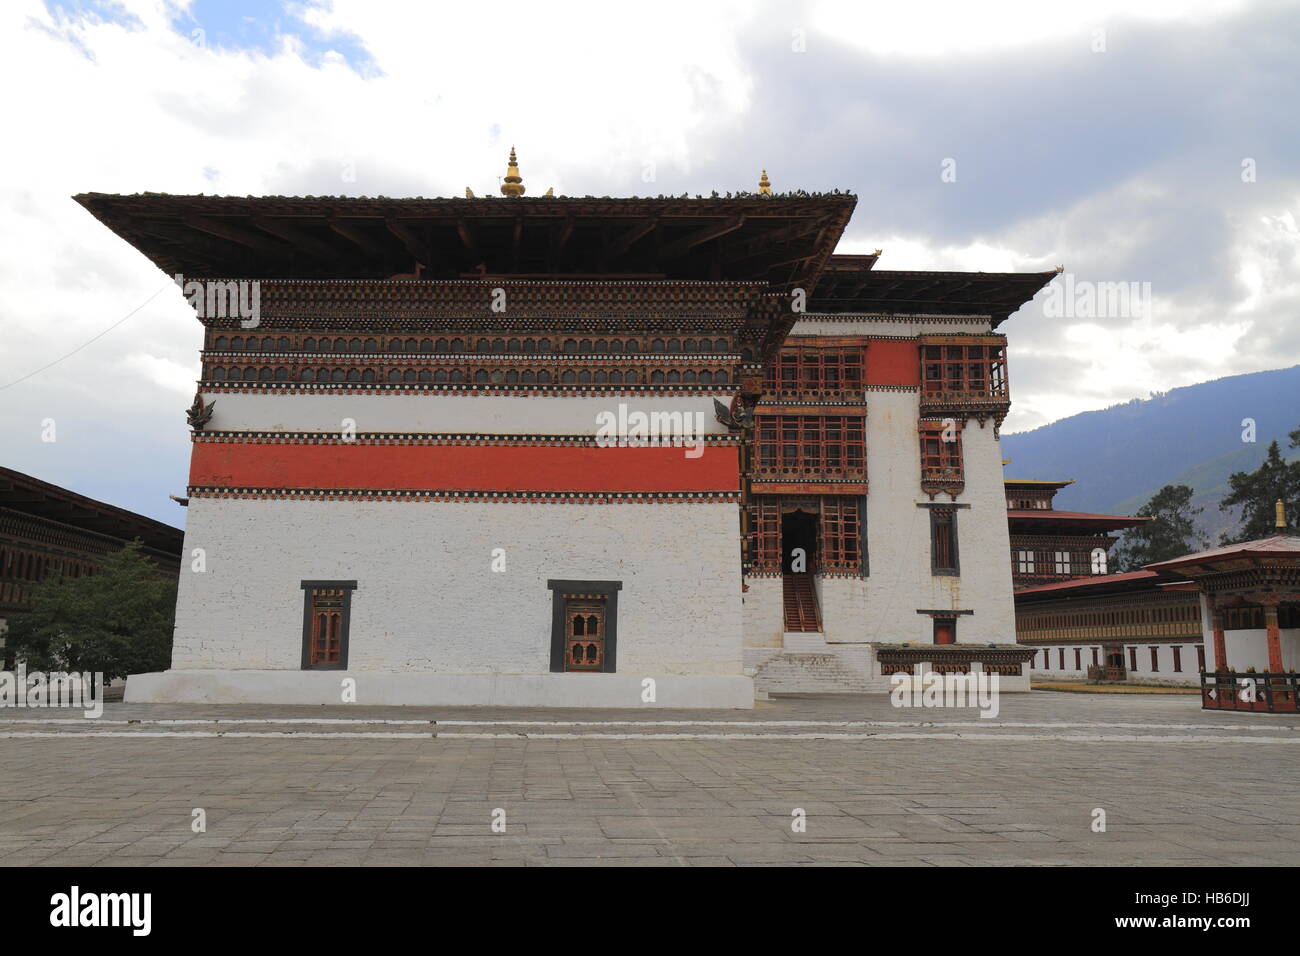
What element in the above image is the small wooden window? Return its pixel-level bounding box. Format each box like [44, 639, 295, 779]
[548, 580, 620, 673]
[1149, 647, 1159, 672]
[919, 422, 963, 488]
[300, 581, 356, 670]
[1074, 648, 1081, 670]
[565, 599, 606, 671]
[1128, 647, 1138, 671]
[1196, 645, 1205, 671]
[930, 508, 958, 575]
[1172, 646, 1182, 673]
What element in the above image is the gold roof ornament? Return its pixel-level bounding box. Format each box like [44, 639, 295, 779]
[758, 169, 771, 196]
[1277, 499, 1287, 530]
[500, 147, 525, 197]
[465, 187, 475, 199]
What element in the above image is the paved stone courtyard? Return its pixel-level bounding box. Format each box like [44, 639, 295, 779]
[1, 691, 1297, 866]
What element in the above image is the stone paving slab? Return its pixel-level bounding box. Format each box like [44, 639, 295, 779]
[0, 693, 1297, 866]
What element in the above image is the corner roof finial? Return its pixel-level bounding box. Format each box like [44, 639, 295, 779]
[758, 169, 771, 196]
[501, 147, 525, 197]
[1277, 498, 1287, 530]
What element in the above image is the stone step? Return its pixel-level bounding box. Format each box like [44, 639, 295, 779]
[752, 650, 886, 695]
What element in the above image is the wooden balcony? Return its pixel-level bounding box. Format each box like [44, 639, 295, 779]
[918, 387, 1010, 419]
[1201, 671, 1300, 713]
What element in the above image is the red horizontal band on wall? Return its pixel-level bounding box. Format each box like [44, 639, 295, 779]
[190, 441, 740, 493]
[866, 339, 920, 386]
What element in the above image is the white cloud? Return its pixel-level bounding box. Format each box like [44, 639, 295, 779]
[810, 0, 1248, 57]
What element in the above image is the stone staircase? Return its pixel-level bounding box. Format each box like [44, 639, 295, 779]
[749, 634, 890, 695]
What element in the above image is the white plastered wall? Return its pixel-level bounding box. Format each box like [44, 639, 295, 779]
[173, 497, 742, 677]
[202, 391, 733, 436]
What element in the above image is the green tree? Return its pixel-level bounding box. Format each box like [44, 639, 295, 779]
[4, 540, 176, 680]
[1114, 484, 1208, 570]
[1218, 438, 1300, 544]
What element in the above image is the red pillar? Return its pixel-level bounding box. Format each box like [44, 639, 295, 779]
[1264, 603, 1283, 674]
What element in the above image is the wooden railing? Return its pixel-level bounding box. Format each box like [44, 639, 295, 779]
[1201, 672, 1300, 713]
[1086, 664, 1127, 682]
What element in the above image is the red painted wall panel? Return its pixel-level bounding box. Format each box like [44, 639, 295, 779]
[190, 442, 740, 493]
[866, 339, 920, 386]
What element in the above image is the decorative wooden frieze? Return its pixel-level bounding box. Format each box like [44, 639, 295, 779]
[186, 487, 742, 503]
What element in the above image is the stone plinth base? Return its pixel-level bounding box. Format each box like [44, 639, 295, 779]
[125, 670, 755, 709]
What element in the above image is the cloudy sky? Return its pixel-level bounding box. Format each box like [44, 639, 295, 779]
[2, 0, 1297, 525]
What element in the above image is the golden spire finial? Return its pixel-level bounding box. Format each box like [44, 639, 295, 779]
[758, 169, 771, 196]
[1276, 499, 1287, 530]
[501, 147, 525, 197]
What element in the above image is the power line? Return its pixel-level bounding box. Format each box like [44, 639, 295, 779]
[0, 283, 171, 391]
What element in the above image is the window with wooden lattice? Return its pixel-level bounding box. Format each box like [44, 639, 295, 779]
[548, 580, 621, 673]
[920, 339, 1008, 404]
[749, 498, 782, 573]
[564, 597, 607, 672]
[819, 498, 861, 574]
[300, 581, 356, 669]
[919, 420, 964, 494]
[747, 497, 862, 575]
[753, 415, 865, 480]
[929, 508, 959, 575]
[764, 345, 865, 400]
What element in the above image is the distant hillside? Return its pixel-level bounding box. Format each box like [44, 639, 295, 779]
[1001, 366, 1300, 540]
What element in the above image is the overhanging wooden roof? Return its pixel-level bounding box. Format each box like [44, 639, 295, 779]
[73, 191, 856, 293]
[1004, 478, 1075, 491]
[1007, 509, 1150, 534]
[809, 266, 1060, 326]
[0, 467, 183, 557]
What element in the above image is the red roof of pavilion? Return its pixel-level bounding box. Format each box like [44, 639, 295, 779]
[1144, 534, 1300, 573]
[1016, 570, 1162, 595]
[1014, 569, 1195, 603]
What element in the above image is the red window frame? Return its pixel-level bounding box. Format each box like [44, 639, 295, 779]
[919, 421, 964, 487]
[920, 339, 1008, 401]
[749, 498, 782, 573]
[308, 588, 345, 667]
[754, 415, 866, 480]
[819, 498, 861, 573]
[748, 496, 861, 575]
[765, 345, 865, 400]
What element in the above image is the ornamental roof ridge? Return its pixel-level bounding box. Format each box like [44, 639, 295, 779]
[85, 190, 858, 203]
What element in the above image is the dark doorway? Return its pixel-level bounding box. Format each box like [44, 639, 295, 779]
[781, 509, 821, 632]
[782, 510, 818, 574]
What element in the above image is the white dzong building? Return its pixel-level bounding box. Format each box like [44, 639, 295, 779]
[76, 161, 1054, 707]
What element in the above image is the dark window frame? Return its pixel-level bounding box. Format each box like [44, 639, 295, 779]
[300, 580, 357, 670]
[547, 579, 622, 674]
[929, 507, 960, 575]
